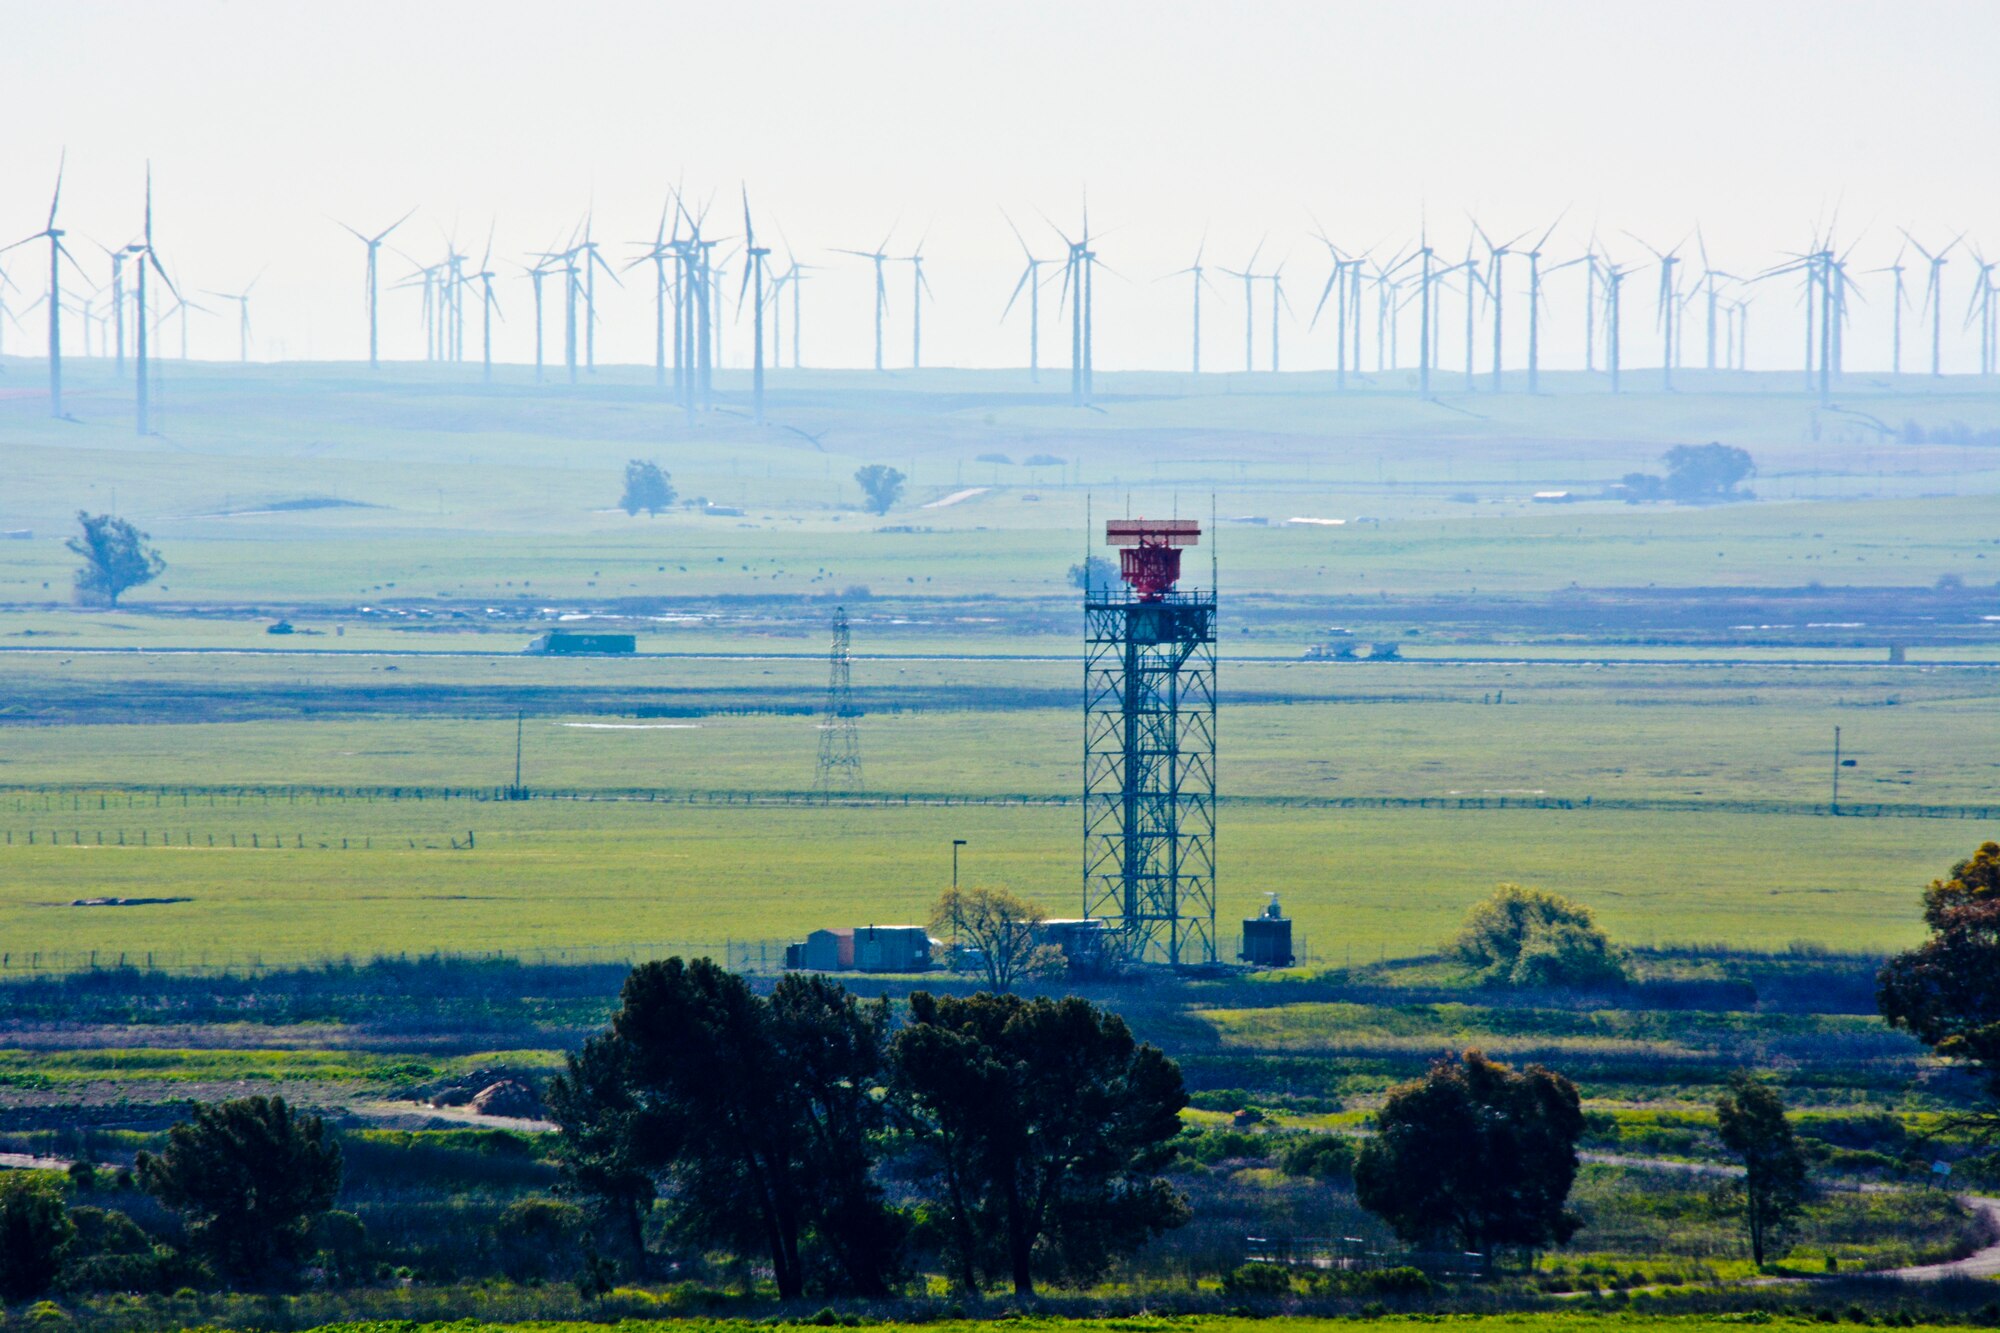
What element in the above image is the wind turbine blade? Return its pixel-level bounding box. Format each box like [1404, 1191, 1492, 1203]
[375, 207, 419, 243]
[1002, 266, 1032, 320]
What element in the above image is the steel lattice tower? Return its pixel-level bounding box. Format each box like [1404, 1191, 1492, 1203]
[1084, 519, 1216, 966]
[814, 606, 862, 791]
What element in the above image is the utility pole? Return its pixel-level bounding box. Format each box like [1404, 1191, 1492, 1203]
[512, 710, 525, 800]
[952, 838, 966, 891]
[1831, 725, 1842, 815]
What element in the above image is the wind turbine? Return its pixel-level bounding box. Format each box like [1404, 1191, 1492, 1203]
[833, 231, 894, 372]
[132, 164, 179, 435]
[578, 215, 623, 372]
[626, 200, 679, 390]
[1901, 229, 1962, 377]
[336, 208, 414, 368]
[1219, 237, 1265, 373]
[522, 251, 555, 383]
[1626, 232, 1686, 391]
[1965, 246, 1997, 377]
[1002, 211, 1054, 382]
[0, 259, 18, 360]
[903, 236, 931, 370]
[95, 240, 135, 376]
[778, 251, 815, 370]
[1520, 213, 1564, 394]
[1869, 248, 1909, 377]
[1267, 261, 1293, 374]
[1599, 250, 1629, 394]
[740, 187, 771, 422]
[1047, 201, 1100, 406]
[202, 270, 263, 362]
[1471, 220, 1529, 392]
[2, 151, 81, 417]
[467, 229, 502, 384]
[1308, 237, 1347, 391]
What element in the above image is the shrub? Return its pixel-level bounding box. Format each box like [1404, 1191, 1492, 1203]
[0, 1176, 73, 1302]
[1279, 1134, 1355, 1182]
[1448, 884, 1627, 988]
[1222, 1262, 1293, 1297]
[491, 1196, 584, 1281]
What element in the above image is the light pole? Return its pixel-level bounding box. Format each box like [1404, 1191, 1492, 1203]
[949, 838, 968, 952]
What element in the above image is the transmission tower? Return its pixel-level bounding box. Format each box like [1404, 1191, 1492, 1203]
[1083, 518, 1217, 966]
[814, 606, 862, 791]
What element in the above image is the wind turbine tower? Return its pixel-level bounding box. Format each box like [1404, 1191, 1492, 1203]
[2, 153, 75, 418]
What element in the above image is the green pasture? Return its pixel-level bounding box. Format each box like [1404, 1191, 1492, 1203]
[0, 797, 1975, 969]
[1, 361, 1998, 609]
[1, 653, 1994, 805]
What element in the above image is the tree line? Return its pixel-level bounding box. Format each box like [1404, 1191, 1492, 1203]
[2, 842, 1994, 1302]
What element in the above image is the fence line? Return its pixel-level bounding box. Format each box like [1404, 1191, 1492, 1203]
[0, 938, 795, 978]
[1, 783, 1995, 822]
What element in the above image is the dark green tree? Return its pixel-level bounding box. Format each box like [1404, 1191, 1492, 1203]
[1715, 1074, 1810, 1267]
[888, 991, 1189, 1297]
[67, 511, 166, 606]
[1447, 884, 1626, 989]
[545, 1030, 656, 1262]
[548, 958, 901, 1298]
[1354, 1050, 1584, 1266]
[1879, 842, 2000, 1134]
[1661, 442, 1756, 501]
[0, 1175, 72, 1302]
[854, 464, 907, 515]
[620, 459, 676, 516]
[135, 1095, 342, 1284]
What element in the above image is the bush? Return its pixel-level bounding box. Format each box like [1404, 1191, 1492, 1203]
[1448, 884, 1628, 988]
[0, 1176, 73, 1302]
[56, 1205, 186, 1295]
[1222, 1262, 1293, 1297]
[491, 1196, 584, 1281]
[1279, 1134, 1355, 1182]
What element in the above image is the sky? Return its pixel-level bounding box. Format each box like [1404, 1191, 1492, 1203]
[3, 0, 1996, 373]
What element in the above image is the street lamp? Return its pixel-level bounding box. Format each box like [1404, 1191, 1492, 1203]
[951, 838, 968, 891]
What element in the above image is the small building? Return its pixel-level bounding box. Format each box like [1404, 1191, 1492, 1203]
[1240, 893, 1295, 968]
[793, 925, 932, 972]
[1040, 918, 1113, 975]
[526, 629, 636, 655]
[854, 925, 932, 972]
[802, 928, 855, 971]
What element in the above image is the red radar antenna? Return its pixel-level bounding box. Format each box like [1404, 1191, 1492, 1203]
[1105, 518, 1201, 601]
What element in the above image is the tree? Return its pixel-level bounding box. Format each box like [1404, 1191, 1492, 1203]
[547, 958, 902, 1298]
[888, 991, 1189, 1296]
[1715, 1074, 1810, 1267]
[620, 459, 676, 516]
[854, 464, 906, 515]
[0, 1175, 72, 1302]
[67, 511, 165, 607]
[1662, 442, 1756, 501]
[1878, 842, 2000, 1134]
[1354, 1050, 1584, 1266]
[1447, 884, 1627, 988]
[1067, 555, 1117, 595]
[930, 885, 1066, 993]
[544, 1031, 655, 1263]
[136, 1095, 342, 1284]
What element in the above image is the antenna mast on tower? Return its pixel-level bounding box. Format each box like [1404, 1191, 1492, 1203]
[814, 607, 862, 792]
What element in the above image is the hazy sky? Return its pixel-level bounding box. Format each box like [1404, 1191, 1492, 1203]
[5, 0, 1995, 372]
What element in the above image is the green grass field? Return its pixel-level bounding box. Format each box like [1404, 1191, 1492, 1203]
[1, 364, 1997, 971]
